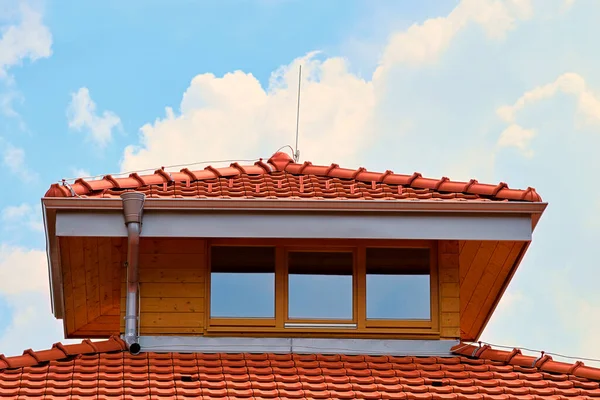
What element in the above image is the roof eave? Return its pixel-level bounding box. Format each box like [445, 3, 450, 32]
[42, 197, 548, 214]
[42, 197, 546, 321]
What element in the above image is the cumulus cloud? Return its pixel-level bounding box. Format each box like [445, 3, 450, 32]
[1, 141, 36, 181]
[0, 3, 52, 79]
[1, 204, 43, 233]
[121, 0, 546, 176]
[497, 124, 537, 157]
[122, 54, 375, 172]
[69, 168, 91, 179]
[496, 73, 600, 154]
[374, 0, 532, 78]
[0, 245, 47, 295]
[497, 73, 600, 124]
[0, 246, 74, 354]
[67, 87, 122, 147]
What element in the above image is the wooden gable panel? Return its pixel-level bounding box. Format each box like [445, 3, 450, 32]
[60, 236, 126, 338]
[459, 240, 526, 341]
[463, 242, 525, 340]
[59, 237, 76, 335]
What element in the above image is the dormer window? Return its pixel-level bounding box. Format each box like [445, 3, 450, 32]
[209, 246, 275, 320]
[365, 247, 431, 324]
[287, 250, 354, 320]
[207, 240, 438, 333]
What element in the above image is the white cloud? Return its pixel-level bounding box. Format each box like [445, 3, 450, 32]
[2, 143, 24, 169]
[0, 245, 47, 295]
[496, 73, 599, 124]
[497, 124, 536, 156]
[0, 3, 52, 79]
[374, 0, 532, 78]
[67, 87, 122, 147]
[496, 72, 600, 154]
[1, 141, 36, 181]
[122, 0, 545, 175]
[0, 90, 23, 118]
[0, 246, 76, 355]
[122, 54, 375, 172]
[69, 168, 91, 179]
[1, 204, 43, 233]
[563, 0, 576, 11]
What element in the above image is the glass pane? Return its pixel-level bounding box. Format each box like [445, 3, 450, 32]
[288, 252, 353, 320]
[210, 246, 275, 318]
[366, 248, 430, 320]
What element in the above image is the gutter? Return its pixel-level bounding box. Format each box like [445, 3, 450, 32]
[120, 192, 145, 355]
[42, 197, 548, 216]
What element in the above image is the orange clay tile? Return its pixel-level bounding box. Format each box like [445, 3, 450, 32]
[1, 337, 599, 399]
[44, 152, 543, 202]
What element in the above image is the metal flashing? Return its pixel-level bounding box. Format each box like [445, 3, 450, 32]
[54, 210, 533, 241]
[136, 336, 459, 356]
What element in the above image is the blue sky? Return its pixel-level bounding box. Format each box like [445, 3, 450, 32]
[2, 0, 600, 366]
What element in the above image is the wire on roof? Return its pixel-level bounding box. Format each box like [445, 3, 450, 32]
[138, 341, 600, 365]
[465, 340, 600, 364]
[59, 157, 264, 184]
[275, 145, 295, 159]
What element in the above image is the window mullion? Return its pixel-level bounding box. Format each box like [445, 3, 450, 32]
[356, 246, 366, 329]
[275, 246, 286, 328]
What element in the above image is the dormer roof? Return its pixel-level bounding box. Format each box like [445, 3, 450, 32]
[44, 152, 542, 202]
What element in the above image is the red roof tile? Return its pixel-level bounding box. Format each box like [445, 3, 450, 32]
[44, 152, 543, 202]
[1, 338, 598, 399]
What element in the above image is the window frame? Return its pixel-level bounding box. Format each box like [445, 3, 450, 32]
[361, 242, 438, 329]
[205, 239, 439, 334]
[284, 246, 357, 325]
[206, 244, 278, 328]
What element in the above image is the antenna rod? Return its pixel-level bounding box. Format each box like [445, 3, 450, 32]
[294, 65, 302, 162]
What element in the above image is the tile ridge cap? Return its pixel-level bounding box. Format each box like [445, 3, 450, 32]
[43, 159, 542, 202]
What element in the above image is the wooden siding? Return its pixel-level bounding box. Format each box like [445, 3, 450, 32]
[120, 238, 206, 335]
[60, 237, 125, 338]
[459, 240, 525, 340]
[58, 236, 522, 340]
[439, 240, 460, 339]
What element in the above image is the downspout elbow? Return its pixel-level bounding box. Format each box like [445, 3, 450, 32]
[121, 192, 145, 355]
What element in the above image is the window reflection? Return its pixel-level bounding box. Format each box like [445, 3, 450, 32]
[288, 251, 353, 320]
[366, 248, 430, 320]
[210, 246, 275, 318]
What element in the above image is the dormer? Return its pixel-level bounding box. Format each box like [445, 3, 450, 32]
[42, 152, 546, 353]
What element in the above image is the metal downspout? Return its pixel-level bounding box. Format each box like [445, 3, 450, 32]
[120, 192, 145, 355]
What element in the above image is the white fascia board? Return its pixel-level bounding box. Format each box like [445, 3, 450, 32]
[55, 209, 533, 241]
[137, 336, 459, 356]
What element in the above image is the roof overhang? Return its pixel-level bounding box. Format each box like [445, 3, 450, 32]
[42, 197, 547, 319]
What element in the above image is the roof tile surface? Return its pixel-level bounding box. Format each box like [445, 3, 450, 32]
[1, 338, 599, 399]
[44, 152, 543, 202]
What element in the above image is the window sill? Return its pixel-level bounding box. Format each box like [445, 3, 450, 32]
[208, 318, 276, 327]
[284, 322, 357, 329]
[204, 325, 441, 338]
[365, 319, 433, 329]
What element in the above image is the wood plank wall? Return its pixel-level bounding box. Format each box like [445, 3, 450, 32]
[60, 237, 124, 337]
[459, 240, 524, 340]
[438, 240, 460, 338]
[120, 238, 206, 335]
[59, 236, 523, 340]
